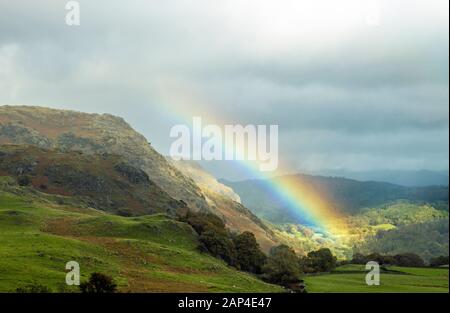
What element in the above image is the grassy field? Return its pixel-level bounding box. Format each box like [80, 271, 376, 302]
[1, 178, 448, 293]
[305, 264, 449, 293]
[0, 183, 283, 293]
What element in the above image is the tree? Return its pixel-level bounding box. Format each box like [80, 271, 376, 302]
[262, 245, 301, 286]
[79, 273, 117, 293]
[306, 248, 337, 273]
[234, 232, 266, 274]
[199, 230, 238, 267]
[183, 212, 227, 236]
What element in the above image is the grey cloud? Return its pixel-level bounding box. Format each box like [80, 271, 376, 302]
[0, 0, 448, 178]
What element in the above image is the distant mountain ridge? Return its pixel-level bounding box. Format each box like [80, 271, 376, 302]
[221, 174, 449, 224]
[307, 169, 449, 187]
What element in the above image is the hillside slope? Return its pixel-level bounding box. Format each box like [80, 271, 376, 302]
[0, 145, 184, 216]
[0, 177, 283, 293]
[168, 159, 277, 251]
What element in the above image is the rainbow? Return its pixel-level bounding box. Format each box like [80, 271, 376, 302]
[153, 82, 349, 236]
[217, 158, 348, 236]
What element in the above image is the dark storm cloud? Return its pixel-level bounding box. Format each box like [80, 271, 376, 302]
[0, 0, 448, 176]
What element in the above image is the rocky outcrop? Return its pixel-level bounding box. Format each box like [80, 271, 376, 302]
[0, 145, 184, 216]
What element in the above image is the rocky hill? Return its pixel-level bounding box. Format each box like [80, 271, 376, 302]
[0, 105, 209, 212]
[0, 105, 277, 249]
[0, 145, 184, 216]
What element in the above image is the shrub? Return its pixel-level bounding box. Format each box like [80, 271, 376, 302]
[117, 209, 133, 217]
[79, 273, 117, 293]
[17, 175, 31, 186]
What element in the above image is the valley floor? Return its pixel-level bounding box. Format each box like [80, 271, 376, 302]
[305, 264, 449, 293]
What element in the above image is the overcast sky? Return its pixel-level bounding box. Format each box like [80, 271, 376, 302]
[0, 0, 448, 180]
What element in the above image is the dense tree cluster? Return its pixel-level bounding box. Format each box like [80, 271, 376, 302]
[181, 212, 341, 291]
[430, 256, 449, 267]
[181, 212, 265, 272]
[355, 218, 449, 263]
[300, 248, 337, 273]
[352, 252, 426, 267]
